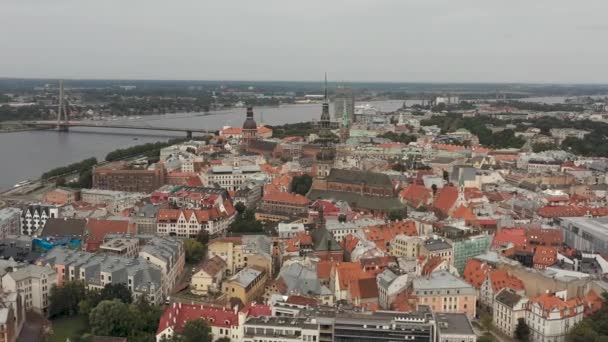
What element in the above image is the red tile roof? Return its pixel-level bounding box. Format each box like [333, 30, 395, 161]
[399, 184, 432, 208]
[528, 293, 582, 319]
[263, 192, 310, 206]
[583, 290, 603, 317]
[157, 304, 238, 334]
[492, 228, 527, 249]
[85, 219, 132, 252]
[538, 206, 608, 218]
[421, 256, 444, 276]
[362, 220, 418, 251]
[527, 228, 563, 247]
[533, 246, 558, 268]
[186, 176, 203, 187]
[451, 204, 477, 222]
[489, 269, 524, 293]
[341, 234, 360, 253]
[285, 296, 318, 306]
[433, 186, 459, 217]
[316, 260, 335, 280]
[348, 277, 379, 300]
[463, 259, 492, 289]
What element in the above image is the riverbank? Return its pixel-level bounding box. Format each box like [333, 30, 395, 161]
[0, 122, 52, 133]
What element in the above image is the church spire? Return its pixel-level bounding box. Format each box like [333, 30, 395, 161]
[324, 72, 328, 102]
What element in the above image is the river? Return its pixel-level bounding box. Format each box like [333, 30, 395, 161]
[0, 100, 405, 190]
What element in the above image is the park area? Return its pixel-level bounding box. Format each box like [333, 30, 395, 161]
[49, 315, 88, 342]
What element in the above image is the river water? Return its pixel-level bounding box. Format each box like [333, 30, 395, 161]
[0, 100, 405, 190]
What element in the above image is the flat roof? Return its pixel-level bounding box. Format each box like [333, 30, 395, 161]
[436, 313, 475, 336]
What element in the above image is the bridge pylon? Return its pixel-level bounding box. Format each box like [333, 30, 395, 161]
[56, 80, 69, 132]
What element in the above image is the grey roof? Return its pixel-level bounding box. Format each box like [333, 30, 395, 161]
[21, 204, 56, 218]
[413, 271, 473, 290]
[229, 267, 263, 287]
[423, 238, 452, 252]
[0, 207, 20, 221]
[40, 247, 162, 293]
[326, 169, 393, 189]
[248, 140, 278, 152]
[278, 263, 329, 296]
[377, 269, 398, 289]
[307, 189, 404, 211]
[135, 203, 160, 219]
[5, 265, 55, 282]
[428, 156, 457, 164]
[495, 289, 524, 308]
[311, 227, 342, 252]
[41, 218, 87, 237]
[242, 235, 272, 259]
[436, 313, 475, 336]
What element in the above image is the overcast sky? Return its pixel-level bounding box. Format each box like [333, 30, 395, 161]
[1, 0, 607, 83]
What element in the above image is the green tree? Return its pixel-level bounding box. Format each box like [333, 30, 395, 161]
[431, 184, 438, 197]
[49, 281, 87, 317]
[291, 174, 313, 196]
[477, 333, 494, 342]
[567, 320, 600, 342]
[532, 142, 557, 153]
[184, 239, 205, 263]
[515, 318, 530, 342]
[481, 313, 493, 332]
[178, 318, 212, 342]
[89, 299, 131, 337]
[99, 283, 132, 304]
[388, 210, 405, 221]
[234, 202, 246, 215]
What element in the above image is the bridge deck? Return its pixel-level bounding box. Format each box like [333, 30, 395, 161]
[25, 121, 215, 134]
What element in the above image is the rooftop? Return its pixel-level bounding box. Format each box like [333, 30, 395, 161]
[436, 313, 475, 336]
[413, 271, 474, 291]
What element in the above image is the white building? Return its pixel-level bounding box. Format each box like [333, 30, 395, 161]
[201, 165, 261, 191]
[377, 269, 409, 309]
[80, 189, 147, 215]
[0, 208, 21, 239]
[277, 223, 305, 239]
[243, 316, 320, 342]
[324, 218, 385, 243]
[494, 289, 528, 338]
[389, 235, 423, 258]
[20, 204, 58, 236]
[1, 265, 56, 315]
[525, 293, 583, 342]
[156, 208, 234, 238]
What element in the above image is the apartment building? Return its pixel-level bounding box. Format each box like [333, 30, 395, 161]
[436, 313, 477, 342]
[259, 192, 310, 218]
[156, 207, 234, 238]
[39, 247, 165, 305]
[92, 161, 167, 193]
[138, 236, 185, 296]
[81, 188, 147, 215]
[20, 204, 58, 236]
[207, 235, 273, 276]
[223, 267, 268, 305]
[412, 271, 477, 319]
[1, 265, 56, 315]
[243, 316, 320, 342]
[0, 208, 20, 240]
[201, 165, 261, 191]
[525, 293, 584, 342]
[389, 235, 423, 258]
[494, 289, 528, 338]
